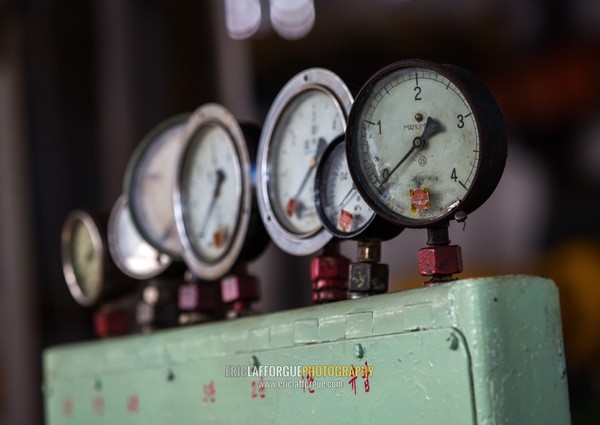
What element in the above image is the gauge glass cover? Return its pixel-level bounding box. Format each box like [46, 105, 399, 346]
[175, 104, 255, 280]
[347, 60, 506, 228]
[61, 210, 105, 306]
[180, 124, 242, 263]
[71, 218, 102, 297]
[126, 117, 188, 258]
[316, 138, 376, 238]
[268, 89, 344, 236]
[257, 68, 353, 255]
[108, 194, 171, 279]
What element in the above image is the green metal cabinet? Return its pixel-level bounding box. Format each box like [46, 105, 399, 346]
[43, 275, 571, 424]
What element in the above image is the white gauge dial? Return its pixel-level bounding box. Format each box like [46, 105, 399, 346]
[181, 124, 242, 262]
[347, 60, 506, 227]
[361, 71, 477, 221]
[175, 104, 266, 280]
[61, 210, 106, 306]
[126, 116, 188, 258]
[269, 90, 343, 235]
[71, 218, 102, 298]
[62, 210, 137, 306]
[108, 194, 171, 280]
[316, 137, 375, 237]
[257, 68, 353, 255]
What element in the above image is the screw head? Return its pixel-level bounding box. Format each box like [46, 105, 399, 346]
[448, 333, 459, 350]
[354, 343, 364, 359]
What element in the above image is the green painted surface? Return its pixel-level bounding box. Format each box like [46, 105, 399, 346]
[43, 275, 571, 424]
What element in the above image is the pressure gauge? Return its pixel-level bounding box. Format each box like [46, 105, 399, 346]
[315, 135, 402, 240]
[61, 210, 133, 306]
[257, 68, 353, 255]
[124, 115, 188, 258]
[174, 103, 268, 280]
[346, 59, 506, 228]
[107, 194, 172, 280]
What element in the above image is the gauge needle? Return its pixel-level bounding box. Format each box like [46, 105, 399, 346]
[159, 220, 176, 243]
[334, 184, 357, 214]
[286, 137, 328, 217]
[377, 116, 441, 191]
[200, 169, 226, 238]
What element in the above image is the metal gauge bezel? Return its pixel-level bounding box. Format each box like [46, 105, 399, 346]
[61, 210, 108, 306]
[107, 194, 173, 280]
[257, 68, 354, 256]
[174, 103, 263, 280]
[346, 59, 507, 228]
[315, 135, 403, 241]
[124, 114, 189, 259]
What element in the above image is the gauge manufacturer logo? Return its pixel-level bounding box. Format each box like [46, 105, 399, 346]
[403, 123, 426, 132]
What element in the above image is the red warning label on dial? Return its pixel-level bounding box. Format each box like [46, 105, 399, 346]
[337, 210, 353, 232]
[410, 188, 431, 212]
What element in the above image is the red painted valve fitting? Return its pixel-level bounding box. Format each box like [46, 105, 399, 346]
[310, 255, 350, 303]
[418, 244, 463, 283]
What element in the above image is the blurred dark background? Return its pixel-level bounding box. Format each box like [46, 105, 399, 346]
[1, 0, 600, 423]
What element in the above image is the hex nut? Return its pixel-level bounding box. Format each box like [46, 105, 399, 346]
[178, 282, 220, 312]
[418, 245, 463, 276]
[349, 262, 388, 294]
[221, 274, 259, 303]
[310, 256, 350, 281]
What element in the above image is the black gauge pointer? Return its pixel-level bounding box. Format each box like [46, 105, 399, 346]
[377, 116, 441, 192]
[200, 169, 226, 237]
[286, 137, 328, 217]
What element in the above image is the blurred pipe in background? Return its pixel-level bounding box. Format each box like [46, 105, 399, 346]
[95, 0, 136, 207]
[0, 14, 41, 425]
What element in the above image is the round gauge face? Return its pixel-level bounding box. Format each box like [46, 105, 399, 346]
[126, 116, 188, 258]
[108, 195, 171, 280]
[175, 103, 255, 280]
[315, 137, 375, 238]
[268, 89, 344, 235]
[347, 60, 506, 228]
[257, 68, 353, 256]
[61, 210, 105, 306]
[70, 218, 102, 298]
[180, 124, 242, 262]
